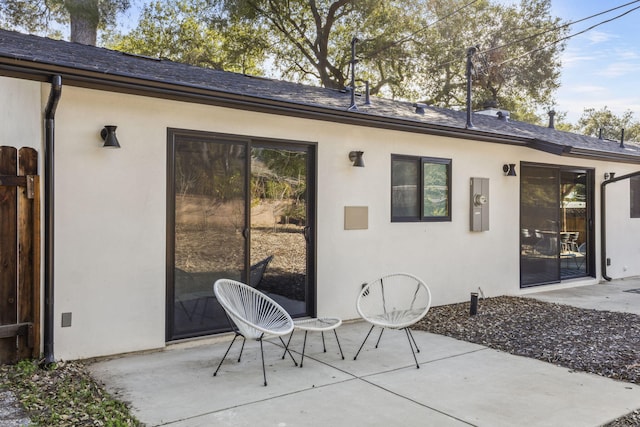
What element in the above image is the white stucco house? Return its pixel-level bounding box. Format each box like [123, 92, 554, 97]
[1, 29, 639, 362]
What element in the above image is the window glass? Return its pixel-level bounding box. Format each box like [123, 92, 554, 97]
[392, 158, 419, 218]
[423, 162, 449, 217]
[391, 155, 451, 222]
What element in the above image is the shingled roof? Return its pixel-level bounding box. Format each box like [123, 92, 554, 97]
[0, 28, 638, 163]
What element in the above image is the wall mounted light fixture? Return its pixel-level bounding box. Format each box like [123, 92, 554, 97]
[100, 125, 121, 148]
[349, 151, 365, 167]
[605, 172, 616, 180]
[503, 163, 516, 176]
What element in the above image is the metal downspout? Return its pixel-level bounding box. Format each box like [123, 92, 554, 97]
[43, 75, 62, 364]
[601, 170, 640, 282]
[601, 179, 611, 281]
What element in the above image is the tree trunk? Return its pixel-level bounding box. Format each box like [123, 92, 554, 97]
[66, 0, 99, 45]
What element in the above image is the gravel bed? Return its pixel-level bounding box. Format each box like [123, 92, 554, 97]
[415, 296, 640, 426]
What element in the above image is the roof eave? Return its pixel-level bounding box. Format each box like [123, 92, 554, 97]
[564, 147, 640, 164]
[0, 58, 533, 147]
[1, 57, 637, 164]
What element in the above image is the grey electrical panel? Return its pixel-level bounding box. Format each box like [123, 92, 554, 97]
[470, 177, 489, 231]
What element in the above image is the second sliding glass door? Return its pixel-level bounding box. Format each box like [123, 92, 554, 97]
[520, 163, 592, 287]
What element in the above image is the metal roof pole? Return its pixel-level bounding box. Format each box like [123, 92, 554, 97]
[465, 46, 477, 129]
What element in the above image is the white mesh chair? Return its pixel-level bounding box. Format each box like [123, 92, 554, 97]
[213, 279, 297, 386]
[353, 273, 432, 368]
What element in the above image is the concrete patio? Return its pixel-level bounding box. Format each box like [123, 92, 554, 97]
[88, 280, 640, 427]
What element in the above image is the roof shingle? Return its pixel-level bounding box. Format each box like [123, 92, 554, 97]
[0, 29, 637, 162]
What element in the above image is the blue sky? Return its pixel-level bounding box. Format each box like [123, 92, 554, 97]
[548, 0, 640, 123]
[112, 1, 639, 124]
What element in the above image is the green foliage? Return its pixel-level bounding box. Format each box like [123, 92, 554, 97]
[548, 110, 575, 132]
[0, 360, 141, 426]
[0, 0, 129, 37]
[220, 0, 429, 92]
[423, 162, 448, 217]
[251, 148, 306, 202]
[415, 0, 566, 122]
[219, 0, 565, 122]
[0, 0, 575, 125]
[107, 0, 265, 73]
[575, 106, 640, 142]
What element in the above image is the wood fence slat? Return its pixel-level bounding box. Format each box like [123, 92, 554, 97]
[18, 147, 39, 359]
[29, 174, 40, 358]
[0, 146, 18, 363]
[0, 175, 27, 186]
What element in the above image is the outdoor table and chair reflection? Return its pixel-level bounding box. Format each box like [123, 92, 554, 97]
[521, 227, 586, 279]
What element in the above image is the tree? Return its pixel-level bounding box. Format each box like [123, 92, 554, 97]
[219, 0, 430, 94]
[575, 106, 640, 142]
[107, 0, 266, 74]
[403, 0, 567, 122]
[218, 0, 566, 122]
[549, 110, 575, 133]
[0, 0, 129, 44]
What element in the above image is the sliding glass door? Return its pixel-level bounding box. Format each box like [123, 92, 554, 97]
[520, 164, 593, 287]
[250, 146, 310, 318]
[169, 134, 248, 338]
[167, 130, 315, 341]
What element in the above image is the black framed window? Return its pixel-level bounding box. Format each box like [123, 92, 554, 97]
[631, 175, 640, 218]
[391, 154, 452, 222]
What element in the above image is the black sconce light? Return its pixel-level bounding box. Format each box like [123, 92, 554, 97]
[503, 163, 516, 176]
[605, 172, 615, 180]
[100, 125, 121, 148]
[349, 151, 365, 167]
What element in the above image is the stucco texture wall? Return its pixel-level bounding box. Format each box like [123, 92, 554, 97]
[43, 83, 640, 360]
[603, 175, 640, 279]
[0, 76, 41, 149]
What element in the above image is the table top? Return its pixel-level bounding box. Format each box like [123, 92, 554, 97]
[293, 317, 342, 331]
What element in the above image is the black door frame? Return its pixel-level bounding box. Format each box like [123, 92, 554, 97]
[165, 128, 317, 341]
[520, 162, 595, 288]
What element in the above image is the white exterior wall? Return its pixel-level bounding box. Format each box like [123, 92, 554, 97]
[0, 76, 41, 149]
[603, 174, 640, 278]
[5, 77, 640, 360]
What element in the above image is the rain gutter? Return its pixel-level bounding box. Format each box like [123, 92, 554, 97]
[43, 75, 62, 365]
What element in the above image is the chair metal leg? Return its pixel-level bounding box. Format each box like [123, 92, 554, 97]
[282, 330, 295, 360]
[404, 328, 419, 369]
[354, 324, 376, 360]
[237, 336, 246, 362]
[407, 328, 420, 353]
[213, 333, 240, 377]
[280, 336, 298, 366]
[333, 329, 345, 360]
[300, 331, 308, 367]
[375, 328, 384, 348]
[260, 337, 267, 386]
[321, 331, 327, 352]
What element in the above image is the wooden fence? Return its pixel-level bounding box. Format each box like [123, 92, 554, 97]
[0, 146, 40, 363]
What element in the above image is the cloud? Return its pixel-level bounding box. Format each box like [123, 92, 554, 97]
[615, 49, 640, 60]
[561, 52, 597, 66]
[555, 93, 640, 123]
[584, 30, 617, 44]
[566, 85, 607, 94]
[597, 62, 640, 77]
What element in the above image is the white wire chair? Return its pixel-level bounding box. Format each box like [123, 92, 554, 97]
[213, 279, 297, 386]
[353, 273, 432, 368]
